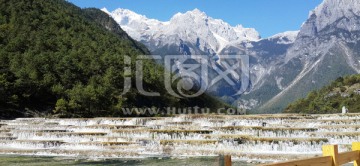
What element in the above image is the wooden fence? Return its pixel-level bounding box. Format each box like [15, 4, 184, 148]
[219, 142, 360, 166]
[260, 142, 360, 166]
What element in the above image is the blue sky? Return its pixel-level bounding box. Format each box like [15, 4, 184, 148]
[68, 0, 323, 38]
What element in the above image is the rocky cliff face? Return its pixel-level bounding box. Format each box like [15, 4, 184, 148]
[256, 0, 360, 113]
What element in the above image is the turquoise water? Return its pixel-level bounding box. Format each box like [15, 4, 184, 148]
[0, 155, 255, 166]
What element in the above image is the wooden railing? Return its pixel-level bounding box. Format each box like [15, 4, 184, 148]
[219, 142, 360, 166]
[260, 142, 360, 166]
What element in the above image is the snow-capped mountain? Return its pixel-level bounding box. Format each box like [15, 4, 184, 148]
[103, 0, 360, 113]
[102, 7, 304, 110]
[102, 8, 164, 43]
[103, 8, 260, 54]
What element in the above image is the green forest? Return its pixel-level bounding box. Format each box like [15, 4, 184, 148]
[0, 0, 227, 119]
[285, 74, 360, 114]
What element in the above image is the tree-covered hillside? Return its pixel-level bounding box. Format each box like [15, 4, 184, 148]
[0, 0, 228, 119]
[285, 74, 360, 114]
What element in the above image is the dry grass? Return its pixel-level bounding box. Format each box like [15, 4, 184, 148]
[150, 129, 213, 134]
[309, 132, 360, 136]
[111, 129, 150, 133]
[166, 122, 193, 125]
[218, 126, 316, 132]
[219, 126, 263, 130]
[203, 134, 251, 139]
[160, 139, 218, 145]
[318, 125, 360, 129]
[35, 132, 107, 136]
[246, 137, 328, 143]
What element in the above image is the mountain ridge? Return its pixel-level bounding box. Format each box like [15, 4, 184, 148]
[102, 0, 360, 113]
[258, 0, 360, 113]
[103, 8, 264, 55]
[103, 7, 301, 109]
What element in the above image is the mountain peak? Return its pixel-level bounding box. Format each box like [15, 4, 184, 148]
[112, 8, 144, 18]
[270, 31, 299, 39]
[189, 8, 205, 15]
[313, 0, 360, 17]
[171, 8, 207, 20]
[268, 31, 299, 44]
[100, 7, 110, 15]
[308, 0, 360, 33]
[107, 8, 261, 53]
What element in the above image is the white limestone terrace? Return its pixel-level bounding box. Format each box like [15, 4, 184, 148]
[0, 114, 360, 163]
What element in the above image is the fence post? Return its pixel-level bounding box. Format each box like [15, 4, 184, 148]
[224, 155, 232, 166]
[322, 144, 339, 166]
[353, 142, 360, 166]
[218, 155, 232, 166]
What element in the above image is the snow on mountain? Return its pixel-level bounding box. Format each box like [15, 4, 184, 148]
[268, 31, 299, 44]
[299, 0, 360, 37]
[287, 0, 360, 61]
[103, 0, 360, 113]
[102, 8, 165, 42]
[101, 8, 111, 15]
[234, 25, 260, 41]
[104, 8, 260, 54]
[311, 0, 360, 32]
